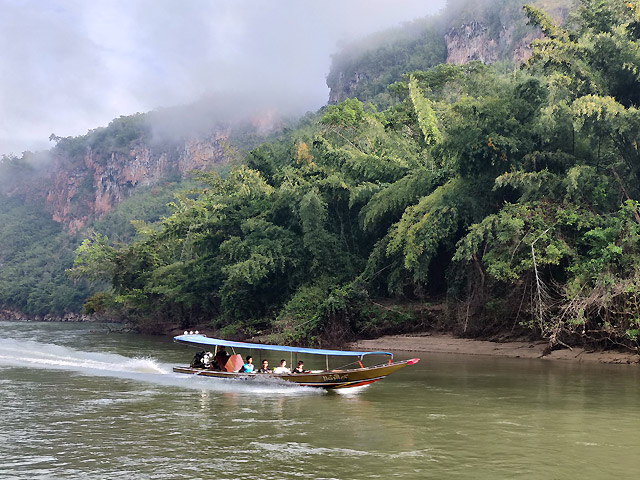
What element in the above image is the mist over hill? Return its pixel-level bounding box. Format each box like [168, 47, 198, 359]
[326, 0, 568, 106]
[0, 0, 449, 157]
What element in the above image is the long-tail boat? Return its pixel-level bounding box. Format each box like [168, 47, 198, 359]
[173, 333, 419, 389]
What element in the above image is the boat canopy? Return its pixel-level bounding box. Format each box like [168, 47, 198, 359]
[173, 334, 393, 359]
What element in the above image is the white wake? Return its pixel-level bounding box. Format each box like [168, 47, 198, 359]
[0, 338, 321, 395]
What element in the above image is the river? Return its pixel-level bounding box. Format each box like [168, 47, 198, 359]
[0, 321, 638, 479]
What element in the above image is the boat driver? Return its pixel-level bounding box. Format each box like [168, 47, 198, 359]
[214, 346, 230, 370]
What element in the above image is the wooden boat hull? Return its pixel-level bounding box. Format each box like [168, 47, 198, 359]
[173, 358, 419, 389]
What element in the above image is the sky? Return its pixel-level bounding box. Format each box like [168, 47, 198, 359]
[0, 0, 447, 156]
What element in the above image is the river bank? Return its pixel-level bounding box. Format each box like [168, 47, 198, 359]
[348, 333, 640, 364]
[4, 314, 638, 364]
[0, 309, 115, 323]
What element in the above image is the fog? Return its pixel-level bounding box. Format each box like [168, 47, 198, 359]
[0, 0, 447, 156]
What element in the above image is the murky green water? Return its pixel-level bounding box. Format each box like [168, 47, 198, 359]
[1, 321, 638, 479]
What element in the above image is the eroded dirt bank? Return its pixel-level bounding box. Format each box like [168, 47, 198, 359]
[348, 333, 639, 364]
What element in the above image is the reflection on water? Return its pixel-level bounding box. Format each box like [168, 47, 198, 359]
[0, 321, 639, 479]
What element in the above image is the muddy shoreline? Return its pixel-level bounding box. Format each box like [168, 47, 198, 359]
[348, 333, 640, 364]
[4, 315, 637, 364]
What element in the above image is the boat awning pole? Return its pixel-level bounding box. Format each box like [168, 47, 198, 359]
[326, 355, 329, 370]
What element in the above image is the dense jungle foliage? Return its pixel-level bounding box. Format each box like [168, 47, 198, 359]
[0, 165, 182, 316]
[68, 1, 640, 352]
[0, 193, 86, 315]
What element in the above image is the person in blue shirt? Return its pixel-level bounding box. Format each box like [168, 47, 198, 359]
[240, 355, 254, 373]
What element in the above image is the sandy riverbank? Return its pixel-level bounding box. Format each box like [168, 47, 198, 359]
[348, 333, 639, 364]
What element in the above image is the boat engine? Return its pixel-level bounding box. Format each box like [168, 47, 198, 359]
[202, 352, 214, 367]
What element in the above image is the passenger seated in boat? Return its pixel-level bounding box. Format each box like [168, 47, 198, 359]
[240, 355, 254, 373]
[273, 359, 291, 374]
[291, 360, 307, 373]
[214, 346, 230, 370]
[257, 360, 271, 373]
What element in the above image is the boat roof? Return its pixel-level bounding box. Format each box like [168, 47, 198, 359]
[173, 334, 393, 358]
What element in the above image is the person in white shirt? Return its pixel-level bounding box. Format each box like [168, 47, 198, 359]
[273, 359, 291, 374]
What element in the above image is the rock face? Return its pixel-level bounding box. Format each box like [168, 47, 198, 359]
[328, 71, 370, 105]
[326, 15, 539, 105]
[0, 308, 105, 322]
[444, 20, 541, 65]
[43, 130, 230, 233]
[326, 2, 569, 105]
[3, 107, 282, 234]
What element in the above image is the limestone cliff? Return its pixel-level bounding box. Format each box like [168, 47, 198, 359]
[43, 130, 230, 233]
[444, 1, 568, 66]
[444, 20, 541, 65]
[6, 104, 284, 234]
[326, 0, 569, 106]
[328, 71, 371, 105]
